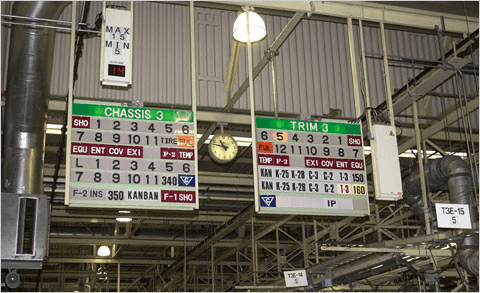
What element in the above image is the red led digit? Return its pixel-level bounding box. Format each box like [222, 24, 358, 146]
[118, 66, 125, 76]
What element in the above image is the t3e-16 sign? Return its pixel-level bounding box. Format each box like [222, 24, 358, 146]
[65, 101, 198, 211]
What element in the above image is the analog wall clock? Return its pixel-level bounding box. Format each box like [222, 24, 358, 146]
[208, 133, 239, 164]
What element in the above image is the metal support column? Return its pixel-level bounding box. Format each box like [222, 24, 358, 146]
[412, 101, 432, 235]
[272, 53, 278, 118]
[236, 251, 240, 284]
[276, 227, 281, 272]
[65, 1, 77, 205]
[313, 220, 319, 264]
[221, 264, 224, 291]
[302, 221, 309, 268]
[347, 18, 362, 118]
[183, 221, 187, 291]
[246, 7, 260, 213]
[117, 263, 120, 292]
[380, 22, 395, 126]
[211, 245, 215, 292]
[190, 0, 199, 210]
[359, 19, 382, 206]
[251, 217, 258, 285]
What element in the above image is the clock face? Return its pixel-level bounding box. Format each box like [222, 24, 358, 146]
[208, 134, 239, 164]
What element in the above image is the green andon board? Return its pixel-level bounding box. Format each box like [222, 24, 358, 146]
[255, 117, 370, 216]
[66, 102, 197, 210]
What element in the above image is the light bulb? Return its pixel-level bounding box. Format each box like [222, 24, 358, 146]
[97, 245, 111, 256]
[233, 11, 266, 43]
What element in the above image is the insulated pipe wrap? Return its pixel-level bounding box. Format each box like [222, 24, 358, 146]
[402, 159, 444, 228]
[403, 156, 478, 275]
[2, 1, 70, 194]
[442, 156, 479, 276]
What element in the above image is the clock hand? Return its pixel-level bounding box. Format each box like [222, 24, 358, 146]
[219, 140, 229, 151]
[213, 142, 228, 151]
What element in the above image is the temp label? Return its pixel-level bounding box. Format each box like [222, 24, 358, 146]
[435, 203, 472, 229]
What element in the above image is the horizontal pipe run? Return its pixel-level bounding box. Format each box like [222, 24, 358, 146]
[320, 246, 452, 257]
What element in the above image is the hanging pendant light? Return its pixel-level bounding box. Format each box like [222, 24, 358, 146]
[97, 245, 111, 256]
[233, 9, 266, 43]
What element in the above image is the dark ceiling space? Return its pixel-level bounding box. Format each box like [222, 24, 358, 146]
[375, 1, 479, 18]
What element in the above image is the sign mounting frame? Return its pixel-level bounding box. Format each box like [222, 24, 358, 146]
[254, 116, 370, 216]
[65, 99, 198, 211]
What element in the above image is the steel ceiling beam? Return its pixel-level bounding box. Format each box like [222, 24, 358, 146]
[320, 246, 452, 257]
[398, 128, 479, 143]
[44, 257, 252, 266]
[375, 29, 478, 119]
[214, 215, 295, 265]
[165, 215, 295, 290]
[220, 1, 478, 34]
[398, 97, 479, 154]
[162, 203, 255, 278]
[197, 11, 306, 150]
[223, 11, 305, 110]
[49, 236, 292, 249]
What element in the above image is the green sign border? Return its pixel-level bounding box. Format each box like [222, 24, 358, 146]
[256, 117, 361, 135]
[72, 103, 194, 122]
[67, 101, 197, 210]
[255, 116, 369, 217]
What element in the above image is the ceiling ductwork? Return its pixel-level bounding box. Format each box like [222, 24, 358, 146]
[403, 156, 479, 275]
[1, 1, 70, 279]
[2, 1, 70, 195]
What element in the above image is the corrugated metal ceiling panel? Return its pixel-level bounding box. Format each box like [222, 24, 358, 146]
[46, 2, 477, 124]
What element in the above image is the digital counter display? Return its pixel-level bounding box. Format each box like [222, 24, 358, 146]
[108, 64, 126, 77]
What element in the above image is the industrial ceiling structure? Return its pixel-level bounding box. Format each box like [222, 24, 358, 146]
[1, 1, 479, 292]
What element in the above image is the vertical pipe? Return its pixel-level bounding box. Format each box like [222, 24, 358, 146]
[251, 217, 258, 285]
[236, 251, 240, 284]
[211, 245, 215, 292]
[220, 264, 224, 291]
[194, 265, 197, 292]
[190, 0, 199, 210]
[117, 263, 120, 292]
[358, 19, 382, 206]
[2, 1, 70, 194]
[271, 55, 278, 118]
[375, 203, 382, 241]
[357, 19, 380, 240]
[347, 18, 362, 118]
[380, 22, 395, 126]
[112, 222, 118, 257]
[1, 2, 12, 91]
[412, 101, 431, 235]
[65, 1, 76, 205]
[184, 221, 187, 291]
[276, 227, 281, 272]
[302, 221, 309, 268]
[313, 220, 319, 264]
[247, 8, 260, 213]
